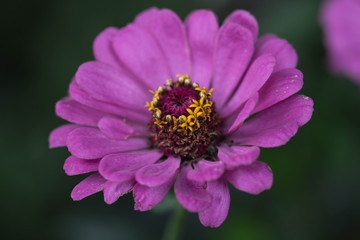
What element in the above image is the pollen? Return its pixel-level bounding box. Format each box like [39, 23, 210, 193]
[145, 74, 222, 161]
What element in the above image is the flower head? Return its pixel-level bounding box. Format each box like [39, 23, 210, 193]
[49, 8, 313, 227]
[320, 0, 360, 85]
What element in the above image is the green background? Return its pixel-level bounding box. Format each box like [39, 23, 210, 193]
[1, 0, 359, 239]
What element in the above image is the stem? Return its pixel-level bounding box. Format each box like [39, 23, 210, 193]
[162, 202, 186, 240]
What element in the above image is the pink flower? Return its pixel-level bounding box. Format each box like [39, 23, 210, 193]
[320, 0, 360, 84]
[49, 8, 313, 227]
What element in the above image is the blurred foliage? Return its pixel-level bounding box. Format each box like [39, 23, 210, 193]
[1, 0, 359, 239]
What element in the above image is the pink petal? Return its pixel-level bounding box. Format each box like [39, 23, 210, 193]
[253, 68, 304, 113]
[67, 127, 149, 159]
[226, 10, 258, 41]
[135, 8, 190, 78]
[232, 95, 314, 147]
[223, 93, 258, 135]
[133, 171, 178, 211]
[131, 123, 150, 136]
[63, 156, 100, 176]
[69, 81, 148, 124]
[198, 178, 230, 228]
[103, 179, 135, 204]
[185, 10, 218, 88]
[98, 116, 135, 140]
[254, 37, 298, 72]
[75, 61, 148, 110]
[71, 173, 106, 200]
[99, 150, 162, 182]
[212, 22, 254, 109]
[93, 27, 120, 68]
[174, 165, 211, 212]
[49, 124, 78, 148]
[112, 24, 171, 89]
[187, 160, 225, 183]
[135, 156, 180, 187]
[226, 160, 273, 195]
[255, 34, 277, 49]
[56, 97, 107, 126]
[69, 80, 121, 115]
[217, 145, 260, 169]
[221, 53, 275, 116]
[133, 7, 158, 21]
[320, 0, 360, 84]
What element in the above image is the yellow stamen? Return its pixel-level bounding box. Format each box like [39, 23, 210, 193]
[176, 74, 189, 79]
[187, 109, 194, 115]
[188, 115, 195, 121]
[166, 115, 172, 122]
[196, 111, 204, 117]
[195, 87, 213, 96]
[154, 118, 167, 127]
[188, 96, 213, 121]
[179, 115, 186, 124]
[200, 97, 204, 106]
[149, 89, 161, 100]
[145, 75, 216, 134]
[179, 115, 197, 132]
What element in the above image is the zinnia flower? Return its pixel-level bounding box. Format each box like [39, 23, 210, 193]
[320, 0, 360, 85]
[49, 8, 313, 227]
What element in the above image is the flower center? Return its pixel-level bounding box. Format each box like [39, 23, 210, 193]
[145, 74, 222, 162]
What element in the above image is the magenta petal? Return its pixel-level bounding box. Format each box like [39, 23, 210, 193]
[217, 145, 260, 169]
[103, 179, 135, 204]
[133, 171, 178, 211]
[212, 22, 254, 109]
[232, 95, 314, 147]
[71, 173, 106, 200]
[223, 93, 258, 135]
[226, 10, 258, 41]
[222, 53, 275, 116]
[63, 156, 100, 176]
[135, 8, 190, 78]
[174, 165, 211, 212]
[133, 7, 159, 22]
[112, 24, 170, 89]
[49, 124, 78, 148]
[93, 27, 120, 68]
[75, 61, 148, 110]
[253, 68, 304, 113]
[69, 81, 124, 116]
[136, 156, 180, 187]
[226, 160, 273, 195]
[69, 81, 148, 124]
[131, 123, 150, 135]
[255, 34, 277, 49]
[198, 178, 230, 228]
[320, 0, 360, 84]
[67, 127, 149, 159]
[185, 10, 218, 88]
[99, 150, 162, 182]
[254, 37, 298, 71]
[98, 116, 134, 140]
[187, 160, 225, 183]
[56, 97, 107, 126]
